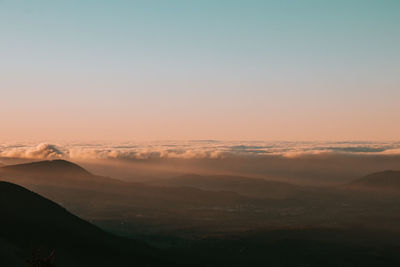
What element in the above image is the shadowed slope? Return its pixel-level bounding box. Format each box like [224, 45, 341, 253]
[0, 181, 173, 267]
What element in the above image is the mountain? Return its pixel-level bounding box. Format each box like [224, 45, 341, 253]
[0, 181, 172, 267]
[2, 159, 90, 176]
[346, 170, 400, 192]
[149, 174, 308, 199]
[0, 159, 125, 190]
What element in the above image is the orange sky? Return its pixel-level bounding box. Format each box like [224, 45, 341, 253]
[1, 1, 399, 142]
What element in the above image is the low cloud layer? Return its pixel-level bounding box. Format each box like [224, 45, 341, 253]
[0, 143, 65, 159]
[2, 141, 400, 186]
[1, 141, 400, 161]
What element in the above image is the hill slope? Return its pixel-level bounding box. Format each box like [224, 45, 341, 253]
[0, 159, 126, 189]
[0, 181, 171, 267]
[346, 170, 400, 192]
[2, 159, 91, 175]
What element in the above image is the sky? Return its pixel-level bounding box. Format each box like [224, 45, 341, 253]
[1, 0, 399, 141]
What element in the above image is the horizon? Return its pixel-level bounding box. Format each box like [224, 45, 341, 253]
[2, 140, 400, 160]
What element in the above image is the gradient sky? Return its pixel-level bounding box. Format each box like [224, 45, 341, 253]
[1, 0, 399, 141]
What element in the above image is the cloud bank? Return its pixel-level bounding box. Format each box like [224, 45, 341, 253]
[1, 141, 400, 161]
[0, 143, 64, 159]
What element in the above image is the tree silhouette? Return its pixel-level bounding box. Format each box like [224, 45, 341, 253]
[27, 249, 55, 267]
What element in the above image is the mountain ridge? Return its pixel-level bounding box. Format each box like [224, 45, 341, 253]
[2, 159, 91, 176]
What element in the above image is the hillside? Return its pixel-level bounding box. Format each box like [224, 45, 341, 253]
[346, 170, 400, 192]
[0, 160, 126, 189]
[0, 181, 171, 266]
[2, 159, 91, 175]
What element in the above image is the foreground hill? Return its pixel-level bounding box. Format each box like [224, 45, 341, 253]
[0, 181, 172, 267]
[346, 170, 400, 192]
[149, 174, 309, 199]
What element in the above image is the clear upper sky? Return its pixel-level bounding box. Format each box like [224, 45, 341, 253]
[1, 0, 399, 141]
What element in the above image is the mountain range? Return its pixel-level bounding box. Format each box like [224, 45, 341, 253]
[2, 160, 400, 266]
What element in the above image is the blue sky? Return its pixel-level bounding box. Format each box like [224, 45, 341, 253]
[1, 0, 399, 141]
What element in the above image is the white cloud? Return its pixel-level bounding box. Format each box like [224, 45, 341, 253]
[1, 141, 400, 161]
[0, 143, 65, 159]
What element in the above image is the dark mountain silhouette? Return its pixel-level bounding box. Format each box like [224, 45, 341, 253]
[346, 170, 400, 192]
[0, 159, 126, 189]
[149, 174, 308, 199]
[0, 181, 172, 267]
[2, 159, 91, 176]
